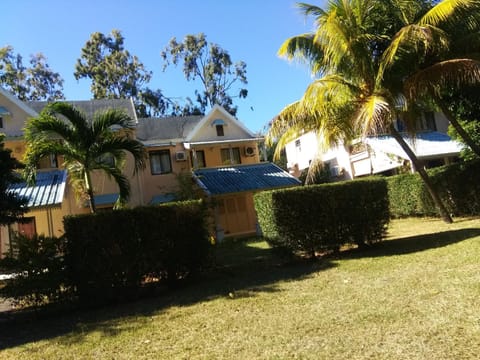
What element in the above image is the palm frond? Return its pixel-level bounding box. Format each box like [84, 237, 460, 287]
[419, 0, 480, 29]
[405, 58, 480, 98]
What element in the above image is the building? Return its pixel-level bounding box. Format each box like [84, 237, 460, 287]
[285, 111, 463, 180]
[0, 88, 300, 256]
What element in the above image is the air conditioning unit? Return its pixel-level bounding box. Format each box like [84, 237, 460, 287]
[175, 151, 187, 161]
[245, 146, 256, 156]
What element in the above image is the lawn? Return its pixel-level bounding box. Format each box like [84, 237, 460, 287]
[1, 217, 479, 359]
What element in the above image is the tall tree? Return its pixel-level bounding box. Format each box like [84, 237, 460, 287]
[23, 102, 146, 213]
[0, 46, 64, 101]
[0, 134, 27, 225]
[74, 30, 165, 117]
[161, 33, 248, 116]
[381, 0, 480, 156]
[269, 0, 478, 223]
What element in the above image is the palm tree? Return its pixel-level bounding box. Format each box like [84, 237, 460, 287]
[24, 102, 146, 213]
[380, 0, 480, 156]
[269, 0, 466, 223]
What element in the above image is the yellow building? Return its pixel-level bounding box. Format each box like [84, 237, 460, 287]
[0, 88, 300, 256]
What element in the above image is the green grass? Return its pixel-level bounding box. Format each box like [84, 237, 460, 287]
[1, 217, 480, 359]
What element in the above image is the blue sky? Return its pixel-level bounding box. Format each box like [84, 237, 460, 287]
[2, 0, 322, 132]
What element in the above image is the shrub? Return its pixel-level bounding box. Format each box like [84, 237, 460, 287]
[0, 233, 69, 308]
[255, 178, 390, 256]
[387, 160, 480, 218]
[63, 200, 211, 305]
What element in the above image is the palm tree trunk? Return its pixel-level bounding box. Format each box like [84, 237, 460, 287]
[389, 125, 453, 224]
[436, 99, 480, 157]
[84, 171, 96, 213]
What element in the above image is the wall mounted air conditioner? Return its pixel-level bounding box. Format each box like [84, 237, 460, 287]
[245, 146, 256, 156]
[175, 151, 187, 161]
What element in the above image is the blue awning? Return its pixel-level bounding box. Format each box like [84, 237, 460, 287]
[94, 193, 119, 206]
[8, 170, 67, 208]
[150, 193, 177, 205]
[193, 162, 301, 195]
[0, 106, 11, 116]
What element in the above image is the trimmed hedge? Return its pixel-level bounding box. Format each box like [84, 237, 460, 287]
[387, 160, 480, 218]
[63, 200, 210, 305]
[254, 178, 390, 256]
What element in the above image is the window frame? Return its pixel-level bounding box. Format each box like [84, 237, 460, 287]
[221, 147, 241, 165]
[149, 149, 172, 175]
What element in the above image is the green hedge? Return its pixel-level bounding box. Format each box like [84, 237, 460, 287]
[63, 200, 210, 305]
[254, 178, 390, 256]
[387, 160, 480, 218]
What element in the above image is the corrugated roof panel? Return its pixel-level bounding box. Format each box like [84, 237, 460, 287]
[194, 163, 301, 195]
[365, 131, 463, 160]
[8, 170, 67, 208]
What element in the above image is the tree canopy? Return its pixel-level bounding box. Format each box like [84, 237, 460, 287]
[161, 33, 248, 116]
[74, 30, 152, 102]
[0, 46, 64, 101]
[0, 134, 27, 225]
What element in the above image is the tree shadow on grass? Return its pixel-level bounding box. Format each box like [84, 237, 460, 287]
[0, 238, 336, 350]
[341, 228, 480, 259]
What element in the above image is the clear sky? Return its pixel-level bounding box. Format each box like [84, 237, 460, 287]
[2, 0, 322, 132]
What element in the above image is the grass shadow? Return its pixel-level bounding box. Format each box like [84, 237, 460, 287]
[0, 238, 335, 350]
[342, 228, 480, 259]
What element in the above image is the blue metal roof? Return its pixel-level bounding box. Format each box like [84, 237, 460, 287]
[94, 193, 119, 206]
[194, 162, 301, 195]
[365, 131, 463, 159]
[9, 170, 67, 208]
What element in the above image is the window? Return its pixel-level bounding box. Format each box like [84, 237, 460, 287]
[295, 139, 301, 151]
[216, 124, 224, 136]
[37, 154, 58, 169]
[424, 112, 437, 131]
[221, 147, 241, 165]
[97, 154, 115, 167]
[0, 117, 3, 128]
[150, 150, 172, 175]
[191, 150, 206, 168]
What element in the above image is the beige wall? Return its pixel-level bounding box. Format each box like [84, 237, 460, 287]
[190, 108, 254, 142]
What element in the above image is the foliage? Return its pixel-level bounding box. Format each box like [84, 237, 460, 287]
[63, 200, 211, 305]
[0, 134, 27, 225]
[74, 29, 168, 117]
[269, 0, 480, 223]
[387, 160, 480, 217]
[0, 233, 69, 308]
[254, 178, 390, 256]
[298, 164, 331, 185]
[161, 33, 248, 116]
[0, 45, 64, 101]
[23, 102, 146, 213]
[446, 85, 480, 160]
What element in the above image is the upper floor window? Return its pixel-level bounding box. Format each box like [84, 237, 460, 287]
[97, 153, 115, 167]
[221, 147, 241, 165]
[191, 150, 206, 168]
[150, 150, 172, 175]
[37, 154, 58, 169]
[295, 139, 301, 151]
[423, 112, 437, 131]
[212, 119, 226, 137]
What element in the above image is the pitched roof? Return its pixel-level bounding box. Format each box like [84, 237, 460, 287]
[8, 170, 67, 208]
[29, 98, 137, 122]
[365, 131, 463, 160]
[136, 116, 202, 145]
[193, 162, 301, 195]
